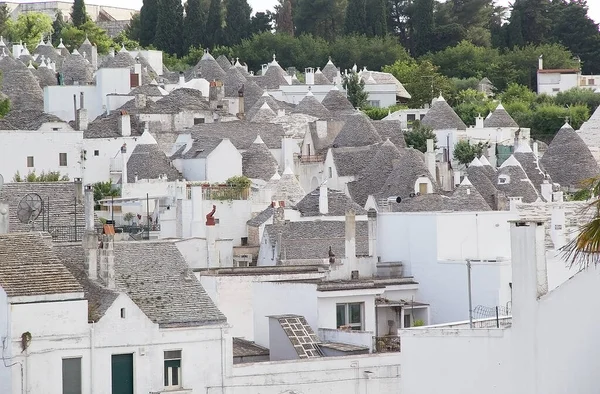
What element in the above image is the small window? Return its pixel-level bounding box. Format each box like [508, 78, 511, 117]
[164, 350, 182, 388]
[419, 182, 428, 195]
[404, 314, 411, 328]
[120, 308, 126, 318]
[52, 127, 60, 131]
[59, 153, 68, 166]
[94, 150, 99, 156]
[407, 114, 416, 123]
[336, 302, 364, 330]
[589, 79, 595, 86]
[552, 88, 560, 92]
[27, 156, 34, 168]
[307, 144, 311, 156]
[328, 167, 332, 178]
[62, 357, 82, 394]
[194, 118, 205, 125]
[368, 100, 381, 108]
[498, 175, 509, 185]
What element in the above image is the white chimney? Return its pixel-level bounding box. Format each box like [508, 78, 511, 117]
[345, 210, 356, 262]
[190, 186, 204, 238]
[425, 139, 436, 181]
[538, 55, 544, 70]
[319, 184, 328, 215]
[509, 196, 523, 211]
[179, 71, 185, 85]
[550, 205, 566, 250]
[475, 114, 484, 128]
[119, 112, 131, 137]
[510, 219, 548, 394]
[541, 181, 553, 202]
[367, 208, 377, 258]
[83, 184, 97, 279]
[532, 141, 539, 157]
[453, 171, 461, 187]
[76, 108, 88, 131]
[305, 67, 315, 85]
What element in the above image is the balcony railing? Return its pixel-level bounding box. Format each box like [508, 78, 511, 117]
[298, 154, 324, 163]
[373, 336, 401, 353]
[202, 186, 250, 201]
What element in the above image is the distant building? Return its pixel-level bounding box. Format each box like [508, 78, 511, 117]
[537, 54, 600, 95]
[4, 1, 137, 22]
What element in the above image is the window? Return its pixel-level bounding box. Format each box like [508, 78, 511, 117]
[404, 314, 411, 328]
[27, 156, 34, 168]
[307, 144, 311, 156]
[59, 153, 68, 166]
[552, 88, 560, 92]
[407, 114, 416, 124]
[120, 308, 126, 318]
[52, 127, 60, 131]
[590, 79, 596, 86]
[164, 350, 182, 388]
[94, 150, 99, 156]
[62, 357, 82, 394]
[194, 118, 205, 125]
[328, 167, 332, 178]
[367, 100, 381, 108]
[336, 302, 364, 330]
[498, 175, 510, 185]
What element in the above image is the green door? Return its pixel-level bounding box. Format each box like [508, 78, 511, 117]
[111, 354, 134, 394]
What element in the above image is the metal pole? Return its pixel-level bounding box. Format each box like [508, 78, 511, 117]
[467, 259, 473, 329]
[74, 195, 77, 242]
[146, 193, 150, 240]
[496, 306, 500, 328]
[111, 196, 114, 224]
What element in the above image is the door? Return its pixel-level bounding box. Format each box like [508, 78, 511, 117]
[111, 354, 134, 394]
[419, 182, 428, 195]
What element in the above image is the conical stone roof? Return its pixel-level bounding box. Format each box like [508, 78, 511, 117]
[332, 112, 382, 148]
[513, 141, 550, 193]
[321, 58, 338, 82]
[484, 103, 518, 128]
[246, 92, 280, 120]
[540, 123, 599, 188]
[321, 86, 354, 113]
[314, 68, 331, 85]
[378, 147, 436, 200]
[0, 56, 44, 111]
[242, 135, 279, 181]
[448, 177, 492, 211]
[34, 63, 58, 88]
[347, 140, 402, 206]
[271, 167, 306, 205]
[216, 55, 232, 71]
[479, 155, 497, 180]
[421, 95, 467, 130]
[292, 91, 330, 119]
[62, 52, 94, 85]
[250, 103, 276, 123]
[466, 158, 498, 209]
[496, 155, 540, 203]
[193, 51, 226, 81]
[78, 36, 93, 61]
[223, 65, 247, 97]
[260, 63, 288, 89]
[243, 79, 264, 110]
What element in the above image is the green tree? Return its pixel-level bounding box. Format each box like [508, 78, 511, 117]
[0, 4, 10, 38]
[345, 0, 367, 35]
[274, 0, 294, 35]
[125, 12, 141, 42]
[113, 31, 139, 50]
[294, 0, 347, 40]
[453, 140, 488, 166]
[250, 12, 272, 35]
[61, 21, 114, 54]
[403, 121, 437, 152]
[183, 0, 206, 51]
[412, 0, 435, 56]
[6, 13, 53, 50]
[498, 83, 537, 105]
[13, 171, 69, 182]
[453, 88, 495, 125]
[425, 40, 500, 80]
[343, 72, 368, 108]
[554, 87, 600, 114]
[387, 0, 411, 46]
[71, 0, 89, 27]
[139, 0, 158, 46]
[52, 10, 68, 45]
[224, 0, 252, 46]
[92, 181, 121, 209]
[366, 0, 387, 36]
[205, 0, 224, 48]
[154, 0, 184, 55]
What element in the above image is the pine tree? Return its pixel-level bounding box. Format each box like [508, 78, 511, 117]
[71, 0, 88, 27]
[275, 0, 294, 36]
[224, 0, 251, 46]
[345, 0, 367, 35]
[154, 0, 184, 55]
[343, 72, 368, 109]
[205, 0, 224, 48]
[184, 0, 206, 51]
[366, 0, 387, 36]
[52, 10, 68, 45]
[139, 0, 159, 47]
[411, 0, 434, 57]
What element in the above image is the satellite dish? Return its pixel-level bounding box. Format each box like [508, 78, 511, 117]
[17, 193, 43, 226]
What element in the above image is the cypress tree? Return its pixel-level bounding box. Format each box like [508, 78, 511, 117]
[154, 0, 184, 55]
[0, 4, 10, 37]
[205, 0, 224, 48]
[52, 10, 68, 45]
[275, 0, 294, 36]
[411, 0, 434, 57]
[344, 0, 367, 35]
[184, 0, 206, 50]
[139, 0, 159, 47]
[71, 0, 88, 27]
[366, 0, 387, 36]
[224, 0, 251, 46]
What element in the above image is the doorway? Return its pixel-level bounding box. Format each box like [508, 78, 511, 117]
[111, 353, 134, 394]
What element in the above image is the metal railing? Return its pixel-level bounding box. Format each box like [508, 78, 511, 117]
[46, 225, 93, 243]
[298, 154, 324, 163]
[373, 336, 401, 353]
[202, 186, 250, 201]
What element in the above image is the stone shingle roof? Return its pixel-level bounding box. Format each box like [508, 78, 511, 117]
[331, 144, 380, 177]
[484, 103, 519, 128]
[264, 220, 369, 260]
[347, 140, 403, 206]
[448, 177, 492, 211]
[129, 84, 167, 97]
[321, 59, 338, 82]
[192, 51, 226, 82]
[247, 205, 274, 227]
[0, 56, 44, 111]
[292, 92, 330, 119]
[270, 167, 306, 205]
[113, 241, 226, 327]
[242, 136, 279, 181]
[479, 155, 497, 180]
[127, 144, 182, 182]
[314, 68, 331, 85]
[250, 103, 276, 123]
[155, 88, 210, 113]
[577, 104, 600, 147]
[233, 337, 270, 358]
[514, 142, 550, 193]
[257, 63, 289, 89]
[332, 112, 382, 148]
[294, 187, 366, 217]
[496, 155, 540, 203]
[191, 121, 284, 150]
[54, 243, 118, 322]
[33, 44, 61, 64]
[172, 136, 224, 159]
[360, 70, 411, 99]
[540, 123, 599, 188]
[421, 95, 467, 130]
[246, 93, 280, 120]
[0, 118, 16, 130]
[321, 86, 354, 113]
[4, 110, 65, 130]
[34, 64, 58, 88]
[242, 79, 265, 110]
[466, 158, 498, 209]
[391, 193, 449, 212]
[216, 54, 232, 71]
[78, 37, 93, 60]
[373, 121, 406, 148]
[223, 65, 247, 97]
[85, 110, 145, 139]
[0, 232, 83, 297]
[377, 148, 436, 201]
[62, 52, 94, 85]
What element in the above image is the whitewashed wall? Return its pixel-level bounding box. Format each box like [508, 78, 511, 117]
[0, 287, 11, 394]
[317, 290, 380, 334]
[206, 141, 242, 183]
[537, 72, 578, 95]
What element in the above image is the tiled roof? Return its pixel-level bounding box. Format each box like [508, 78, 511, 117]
[85, 110, 145, 139]
[373, 120, 406, 148]
[3, 110, 64, 130]
[273, 315, 321, 359]
[216, 55, 232, 71]
[233, 337, 270, 358]
[292, 92, 330, 119]
[293, 187, 366, 217]
[223, 65, 247, 98]
[466, 161, 498, 209]
[540, 123, 599, 188]
[484, 103, 519, 128]
[421, 95, 466, 130]
[127, 144, 182, 182]
[496, 155, 540, 203]
[34, 65, 58, 88]
[0, 182, 86, 232]
[53, 243, 118, 322]
[0, 232, 83, 297]
[247, 205, 274, 227]
[62, 52, 94, 85]
[377, 147, 437, 201]
[265, 220, 369, 260]
[242, 136, 278, 181]
[321, 86, 354, 113]
[113, 241, 226, 327]
[270, 168, 306, 205]
[332, 112, 382, 148]
[331, 144, 380, 177]
[514, 142, 551, 194]
[191, 121, 285, 150]
[347, 140, 402, 206]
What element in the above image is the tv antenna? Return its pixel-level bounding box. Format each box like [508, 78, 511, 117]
[17, 193, 43, 229]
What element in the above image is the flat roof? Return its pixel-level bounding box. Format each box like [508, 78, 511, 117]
[538, 69, 579, 74]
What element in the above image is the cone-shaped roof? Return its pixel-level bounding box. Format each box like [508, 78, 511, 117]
[246, 92, 280, 120]
[332, 112, 382, 148]
[322, 57, 338, 82]
[251, 103, 277, 123]
[79, 36, 93, 61]
[466, 164, 498, 209]
[62, 52, 94, 85]
[194, 51, 226, 81]
[321, 86, 354, 113]
[314, 68, 331, 85]
[259, 62, 288, 89]
[34, 64, 58, 89]
[292, 91, 330, 119]
[449, 176, 492, 211]
[540, 123, 599, 188]
[294, 186, 366, 217]
[0, 56, 43, 111]
[421, 95, 467, 130]
[577, 103, 600, 147]
[484, 103, 519, 128]
[242, 135, 279, 181]
[243, 79, 265, 110]
[514, 141, 550, 193]
[479, 155, 496, 180]
[223, 65, 247, 97]
[378, 148, 436, 201]
[271, 167, 306, 205]
[497, 155, 540, 203]
[216, 54, 232, 71]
